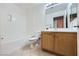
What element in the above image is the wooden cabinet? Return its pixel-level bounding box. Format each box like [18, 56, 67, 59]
[41, 32, 77, 56]
[54, 32, 77, 56]
[41, 32, 55, 52]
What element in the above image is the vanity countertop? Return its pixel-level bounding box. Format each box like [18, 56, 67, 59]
[42, 28, 77, 32]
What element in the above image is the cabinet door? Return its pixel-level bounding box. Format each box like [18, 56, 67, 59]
[54, 32, 77, 56]
[41, 32, 55, 52]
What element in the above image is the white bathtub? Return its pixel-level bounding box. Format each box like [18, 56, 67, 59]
[0, 37, 30, 55]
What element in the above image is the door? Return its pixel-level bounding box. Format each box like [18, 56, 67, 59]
[54, 32, 77, 56]
[41, 32, 55, 52]
[54, 16, 64, 28]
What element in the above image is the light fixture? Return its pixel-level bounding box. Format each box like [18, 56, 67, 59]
[8, 14, 16, 22]
[8, 14, 12, 21]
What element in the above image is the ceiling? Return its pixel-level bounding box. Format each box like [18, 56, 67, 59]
[14, 3, 67, 12]
[14, 3, 77, 14]
[46, 3, 68, 14]
[46, 3, 77, 14]
[14, 3, 46, 10]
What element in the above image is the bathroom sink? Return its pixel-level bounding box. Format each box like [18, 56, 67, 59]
[44, 28, 77, 32]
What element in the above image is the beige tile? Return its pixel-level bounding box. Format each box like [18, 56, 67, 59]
[8, 44, 55, 56]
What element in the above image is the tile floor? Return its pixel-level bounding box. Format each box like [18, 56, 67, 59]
[7, 44, 55, 56]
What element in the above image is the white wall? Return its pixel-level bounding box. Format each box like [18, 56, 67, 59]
[0, 4, 28, 54]
[26, 5, 46, 35]
[0, 4, 46, 55]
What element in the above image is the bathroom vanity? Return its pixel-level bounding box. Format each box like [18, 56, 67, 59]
[41, 29, 77, 56]
[42, 3, 77, 56]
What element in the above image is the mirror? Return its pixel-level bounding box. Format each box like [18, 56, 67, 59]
[45, 3, 77, 29]
[69, 3, 77, 28]
[70, 4, 77, 21]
